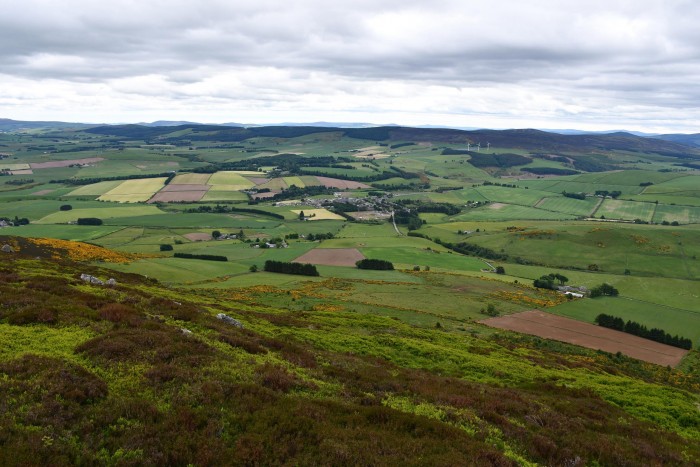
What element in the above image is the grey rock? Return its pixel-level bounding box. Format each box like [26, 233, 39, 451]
[216, 313, 243, 328]
[80, 273, 104, 285]
[1, 244, 14, 253]
[105, 278, 117, 286]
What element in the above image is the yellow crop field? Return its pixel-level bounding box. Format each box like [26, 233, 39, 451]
[292, 208, 345, 221]
[0, 163, 31, 170]
[171, 173, 212, 184]
[208, 171, 255, 188]
[98, 177, 167, 202]
[66, 180, 124, 197]
[283, 176, 306, 188]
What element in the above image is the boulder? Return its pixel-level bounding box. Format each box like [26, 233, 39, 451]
[1, 244, 14, 253]
[80, 273, 104, 285]
[216, 313, 243, 328]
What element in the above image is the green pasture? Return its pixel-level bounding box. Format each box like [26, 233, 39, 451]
[653, 204, 700, 224]
[101, 212, 282, 229]
[627, 194, 700, 207]
[466, 223, 700, 280]
[4, 224, 122, 241]
[474, 185, 551, 206]
[361, 247, 486, 272]
[643, 175, 700, 195]
[453, 204, 576, 221]
[35, 205, 165, 224]
[596, 199, 656, 221]
[1, 199, 104, 220]
[207, 171, 255, 188]
[536, 196, 600, 216]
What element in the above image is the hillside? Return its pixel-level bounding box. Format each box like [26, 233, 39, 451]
[0, 237, 699, 465]
[82, 124, 700, 157]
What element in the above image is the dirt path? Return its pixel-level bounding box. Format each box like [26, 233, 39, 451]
[589, 197, 605, 217]
[391, 211, 402, 236]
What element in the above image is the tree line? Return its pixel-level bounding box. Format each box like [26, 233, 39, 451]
[264, 260, 319, 276]
[595, 314, 692, 350]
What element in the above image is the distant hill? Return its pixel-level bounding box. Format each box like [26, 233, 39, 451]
[0, 118, 94, 132]
[83, 123, 700, 157]
[654, 133, 700, 148]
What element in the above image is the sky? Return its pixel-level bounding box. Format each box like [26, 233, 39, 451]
[1, 0, 699, 133]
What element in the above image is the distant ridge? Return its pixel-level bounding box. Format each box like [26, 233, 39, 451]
[0, 118, 94, 131]
[80, 123, 700, 156]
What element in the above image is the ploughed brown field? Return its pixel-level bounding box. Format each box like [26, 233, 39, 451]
[482, 310, 688, 367]
[315, 176, 370, 189]
[293, 248, 365, 267]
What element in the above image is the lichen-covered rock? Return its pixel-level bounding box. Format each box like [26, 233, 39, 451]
[80, 273, 104, 285]
[105, 278, 117, 286]
[216, 313, 243, 328]
[1, 244, 14, 253]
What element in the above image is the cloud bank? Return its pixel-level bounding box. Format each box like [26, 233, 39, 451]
[1, 0, 699, 132]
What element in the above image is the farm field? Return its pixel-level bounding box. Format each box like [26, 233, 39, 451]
[2, 123, 700, 379]
[482, 310, 688, 366]
[35, 205, 165, 224]
[596, 199, 656, 221]
[98, 177, 167, 202]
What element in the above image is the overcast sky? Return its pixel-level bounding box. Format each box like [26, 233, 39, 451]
[1, 0, 699, 132]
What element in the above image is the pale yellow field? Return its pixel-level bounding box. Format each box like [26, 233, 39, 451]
[0, 163, 31, 170]
[283, 176, 305, 188]
[225, 170, 267, 176]
[171, 173, 212, 184]
[292, 208, 345, 221]
[208, 171, 255, 188]
[98, 177, 167, 203]
[66, 180, 124, 197]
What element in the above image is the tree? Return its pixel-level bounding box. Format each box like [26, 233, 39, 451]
[249, 264, 258, 273]
[212, 230, 222, 239]
[159, 244, 173, 251]
[495, 266, 505, 275]
[59, 204, 72, 211]
[298, 210, 305, 221]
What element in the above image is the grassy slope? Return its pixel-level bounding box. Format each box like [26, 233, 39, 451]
[0, 244, 698, 466]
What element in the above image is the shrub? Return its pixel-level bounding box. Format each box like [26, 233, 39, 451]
[59, 204, 72, 211]
[356, 259, 394, 270]
[160, 244, 174, 251]
[77, 217, 102, 225]
[264, 260, 319, 276]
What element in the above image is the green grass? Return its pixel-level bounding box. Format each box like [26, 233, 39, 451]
[452, 204, 576, 221]
[102, 213, 282, 229]
[536, 196, 601, 217]
[361, 247, 486, 272]
[6, 224, 123, 241]
[35, 205, 165, 224]
[596, 199, 656, 221]
[474, 185, 552, 206]
[652, 204, 700, 224]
